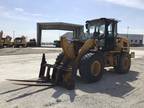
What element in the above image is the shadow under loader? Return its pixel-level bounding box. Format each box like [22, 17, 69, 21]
[3, 70, 138, 102]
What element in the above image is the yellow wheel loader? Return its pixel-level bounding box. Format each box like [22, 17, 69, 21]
[37, 18, 134, 90]
[10, 18, 134, 90]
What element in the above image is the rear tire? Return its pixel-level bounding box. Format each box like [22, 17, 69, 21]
[114, 53, 131, 74]
[79, 52, 104, 83]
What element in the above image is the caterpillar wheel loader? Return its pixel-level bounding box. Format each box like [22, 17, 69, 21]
[37, 18, 135, 90]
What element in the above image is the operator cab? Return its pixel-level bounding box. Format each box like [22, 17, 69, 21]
[85, 18, 118, 51]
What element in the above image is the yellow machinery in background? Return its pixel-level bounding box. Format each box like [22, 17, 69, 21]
[13, 36, 27, 48]
[0, 31, 13, 48]
[0, 30, 4, 48]
[27, 38, 37, 47]
[3, 36, 13, 47]
[0, 30, 36, 48]
[0, 38, 4, 48]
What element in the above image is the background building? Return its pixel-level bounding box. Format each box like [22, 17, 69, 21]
[57, 32, 144, 47]
[118, 34, 144, 46]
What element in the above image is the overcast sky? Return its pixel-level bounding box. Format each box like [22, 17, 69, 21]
[0, 0, 144, 42]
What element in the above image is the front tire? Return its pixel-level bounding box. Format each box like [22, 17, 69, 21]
[79, 52, 104, 83]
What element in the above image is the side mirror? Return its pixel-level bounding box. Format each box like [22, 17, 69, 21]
[86, 24, 89, 33]
[86, 24, 88, 29]
[86, 29, 89, 33]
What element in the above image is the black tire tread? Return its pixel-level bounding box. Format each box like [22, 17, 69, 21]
[79, 52, 104, 83]
[114, 53, 131, 74]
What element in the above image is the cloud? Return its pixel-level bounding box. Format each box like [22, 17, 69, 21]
[0, 6, 4, 9]
[31, 13, 42, 17]
[0, 6, 44, 21]
[104, 0, 144, 10]
[14, 8, 24, 12]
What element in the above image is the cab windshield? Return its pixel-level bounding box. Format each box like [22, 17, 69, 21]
[88, 24, 105, 39]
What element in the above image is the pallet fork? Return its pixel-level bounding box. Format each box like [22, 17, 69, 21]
[38, 53, 75, 90]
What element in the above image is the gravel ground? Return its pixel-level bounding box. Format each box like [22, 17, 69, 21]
[0, 47, 62, 56]
[0, 47, 144, 108]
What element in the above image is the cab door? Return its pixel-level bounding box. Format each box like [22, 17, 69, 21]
[104, 23, 117, 50]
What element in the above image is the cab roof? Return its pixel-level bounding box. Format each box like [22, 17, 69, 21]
[86, 18, 118, 26]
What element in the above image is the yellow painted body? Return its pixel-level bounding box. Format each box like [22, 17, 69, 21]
[104, 37, 130, 67]
[60, 37, 97, 83]
[4, 39, 13, 47]
[52, 34, 133, 89]
[60, 36, 131, 68]
[114, 37, 130, 52]
[0, 38, 4, 47]
[0, 38, 13, 47]
[60, 37, 96, 62]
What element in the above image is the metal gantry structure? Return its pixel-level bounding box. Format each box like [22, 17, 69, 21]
[37, 22, 84, 46]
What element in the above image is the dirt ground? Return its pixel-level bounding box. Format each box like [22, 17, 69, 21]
[0, 47, 62, 56]
[0, 47, 144, 108]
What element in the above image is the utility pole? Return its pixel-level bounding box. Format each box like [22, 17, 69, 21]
[127, 26, 129, 39]
[12, 30, 15, 39]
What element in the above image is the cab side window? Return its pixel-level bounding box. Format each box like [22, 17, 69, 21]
[108, 23, 113, 37]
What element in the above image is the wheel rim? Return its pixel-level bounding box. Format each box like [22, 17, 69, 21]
[91, 60, 101, 76]
[123, 57, 130, 70]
